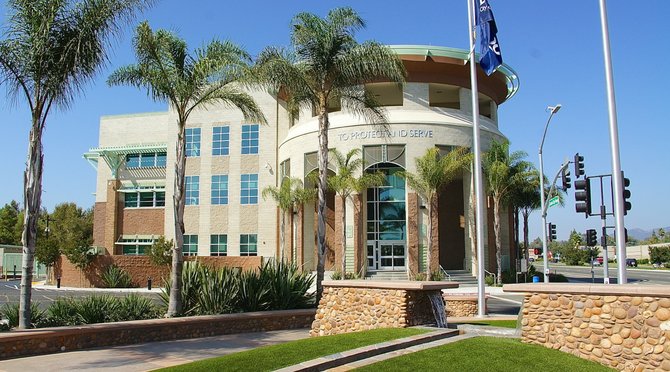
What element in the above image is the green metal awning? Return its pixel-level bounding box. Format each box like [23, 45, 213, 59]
[83, 143, 167, 178]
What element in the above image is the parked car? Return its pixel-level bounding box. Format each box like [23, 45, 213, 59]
[626, 258, 638, 267]
[597, 257, 604, 265]
[591, 259, 602, 267]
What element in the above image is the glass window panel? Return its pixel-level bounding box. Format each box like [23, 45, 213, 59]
[139, 192, 154, 207]
[212, 126, 230, 156]
[211, 175, 229, 205]
[155, 192, 166, 207]
[240, 174, 258, 205]
[381, 245, 392, 256]
[240, 234, 257, 256]
[394, 258, 405, 266]
[185, 176, 199, 205]
[381, 258, 392, 266]
[124, 193, 138, 208]
[210, 234, 227, 256]
[140, 153, 155, 167]
[379, 203, 406, 220]
[393, 245, 404, 256]
[183, 235, 198, 256]
[126, 154, 140, 168]
[186, 128, 201, 157]
[156, 153, 167, 167]
[241, 124, 259, 155]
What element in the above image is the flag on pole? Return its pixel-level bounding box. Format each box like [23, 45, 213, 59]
[475, 0, 503, 75]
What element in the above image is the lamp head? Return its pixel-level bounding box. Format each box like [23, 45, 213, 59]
[547, 104, 562, 114]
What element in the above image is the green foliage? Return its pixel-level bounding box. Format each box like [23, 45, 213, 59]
[344, 272, 360, 280]
[76, 295, 119, 324]
[638, 258, 650, 265]
[113, 294, 160, 321]
[414, 273, 427, 281]
[568, 229, 584, 248]
[148, 236, 173, 266]
[330, 271, 342, 280]
[101, 265, 135, 288]
[160, 261, 315, 316]
[35, 238, 61, 269]
[39, 295, 159, 328]
[0, 302, 45, 328]
[43, 298, 81, 327]
[429, 270, 445, 281]
[484, 275, 495, 286]
[0, 201, 21, 245]
[649, 246, 670, 265]
[50, 203, 95, 269]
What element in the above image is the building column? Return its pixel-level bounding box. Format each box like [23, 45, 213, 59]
[407, 192, 420, 276]
[104, 179, 121, 255]
[352, 193, 364, 277]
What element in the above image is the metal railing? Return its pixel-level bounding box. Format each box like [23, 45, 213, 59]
[439, 265, 452, 281]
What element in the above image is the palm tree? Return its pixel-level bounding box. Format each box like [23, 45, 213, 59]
[400, 147, 472, 277]
[483, 140, 533, 285]
[262, 178, 316, 262]
[254, 7, 405, 300]
[0, 0, 150, 329]
[108, 22, 266, 317]
[328, 149, 384, 277]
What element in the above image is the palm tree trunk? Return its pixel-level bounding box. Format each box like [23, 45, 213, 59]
[468, 169, 477, 274]
[19, 118, 44, 329]
[167, 120, 187, 318]
[280, 210, 286, 261]
[493, 196, 502, 285]
[341, 195, 346, 278]
[316, 107, 329, 302]
[426, 197, 432, 277]
[514, 207, 520, 263]
[523, 209, 530, 265]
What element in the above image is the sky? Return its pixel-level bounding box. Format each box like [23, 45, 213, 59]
[0, 1, 667, 242]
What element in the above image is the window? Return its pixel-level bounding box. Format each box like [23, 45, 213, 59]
[123, 188, 165, 208]
[429, 84, 460, 109]
[241, 124, 259, 154]
[210, 235, 227, 256]
[183, 235, 198, 256]
[212, 126, 230, 156]
[240, 234, 257, 256]
[240, 174, 258, 204]
[118, 237, 155, 255]
[186, 128, 201, 157]
[125, 152, 167, 169]
[185, 176, 200, 205]
[211, 175, 229, 205]
[365, 83, 403, 107]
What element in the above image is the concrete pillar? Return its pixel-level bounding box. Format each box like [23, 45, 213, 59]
[104, 179, 121, 255]
[407, 192, 420, 276]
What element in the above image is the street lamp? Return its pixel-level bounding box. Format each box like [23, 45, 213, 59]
[539, 104, 561, 283]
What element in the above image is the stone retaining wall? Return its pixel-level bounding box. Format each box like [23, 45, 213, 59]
[0, 309, 315, 360]
[504, 283, 670, 371]
[444, 295, 485, 318]
[310, 280, 458, 337]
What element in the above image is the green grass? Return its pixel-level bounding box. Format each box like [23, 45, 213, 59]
[159, 328, 428, 372]
[355, 337, 612, 372]
[455, 319, 518, 328]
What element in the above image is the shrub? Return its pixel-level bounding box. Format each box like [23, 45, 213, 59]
[261, 260, 315, 310]
[76, 295, 119, 324]
[101, 264, 134, 288]
[638, 258, 650, 265]
[484, 275, 495, 286]
[43, 298, 81, 327]
[113, 294, 160, 321]
[330, 271, 342, 280]
[148, 236, 173, 266]
[0, 302, 45, 329]
[429, 270, 445, 281]
[197, 267, 239, 315]
[649, 246, 670, 265]
[344, 272, 360, 280]
[160, 261, 207, 316]
[414, 273, 427, 281]
[238, 270, 270, 312]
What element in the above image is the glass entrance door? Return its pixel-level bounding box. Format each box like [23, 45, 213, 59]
[366, 163, 406, 272]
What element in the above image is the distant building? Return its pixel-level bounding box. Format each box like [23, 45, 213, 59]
[84, 45, 520, 277]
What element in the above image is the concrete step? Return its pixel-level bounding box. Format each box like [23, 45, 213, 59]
[365, 271, 408, 281]
[276, 328, 460, 372]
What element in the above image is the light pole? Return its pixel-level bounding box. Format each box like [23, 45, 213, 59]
[539, 104, 561, 283]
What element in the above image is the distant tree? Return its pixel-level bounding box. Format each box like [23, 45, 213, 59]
[659, 228, 667, 242]
[50, 203, 94, 270]
[148, 236, 173, 266]
[649, 230, 660, 244]
[0, 201, 21, 244]
[568, 229, 584, 248]
[34, 238, 60, 282]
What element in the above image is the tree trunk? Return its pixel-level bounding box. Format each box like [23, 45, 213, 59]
[167, 120, 187, 318]
[468, 169, 477, 274]
[316, 107, 329, 302]
[522, 209, 530, 265]
[280, 210, 286, 261]
[341, 195, 346, 278]
[514, 207, 519, 263]
[19, 119, 44, 329]
[493, 196, 502, 285]
[426, 196, 432, 277]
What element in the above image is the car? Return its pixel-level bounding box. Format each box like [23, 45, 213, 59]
[591, 259, 602, 267]
[528, 258, 535, 263]
[626, 258, 638, 267]
[597, 257, 604, 265]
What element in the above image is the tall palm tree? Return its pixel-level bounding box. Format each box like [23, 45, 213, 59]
[328, 149, 384, 277]
[262, 177, 316, 262]
[483, 140, 533, 285]
[254, 7, 405, 300]
[400, 147, 472, 277]
[108, 22, 266, 317]
[0, 0, 151, 329]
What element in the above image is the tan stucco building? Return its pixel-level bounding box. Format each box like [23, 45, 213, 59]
[85, 45, 520, 279]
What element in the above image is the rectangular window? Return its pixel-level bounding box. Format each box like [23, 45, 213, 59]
[212, 126, 230, 156]
[211, 175, 229, 205]
[210, 234, 227, 256]
[119, 237, 154, 255]
[186, 128, 201, 157]
[240, 234, 257, 256]
[126, 154, 140, 168]
[241, 124, 259, 155]
[155, 192, 166, 207]
[123, 190, 165, 208]
[183, 235, 198, 256]
[156, 152, 167, 167]
[125, 152, 167, 169]
[185, 176, 200, 205]
[240, 174, 258, 205]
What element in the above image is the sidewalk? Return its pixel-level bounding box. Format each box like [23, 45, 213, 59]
[0, 329, 309, 372]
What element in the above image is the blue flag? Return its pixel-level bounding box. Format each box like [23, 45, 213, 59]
[475, 0, 503, 75]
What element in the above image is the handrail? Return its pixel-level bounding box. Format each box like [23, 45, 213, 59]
[439, 265, 452, 282]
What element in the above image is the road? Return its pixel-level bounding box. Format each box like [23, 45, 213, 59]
[549, 264, 670, 285]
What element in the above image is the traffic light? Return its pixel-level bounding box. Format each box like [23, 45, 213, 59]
[574, 153, 585, 179]
[622, 171, 632, 215]
[561, 167, 571, 191]
[575, 178, 592, 217]
[533, 248, 540, 255]
[548, 223, 557, 242]
[586, 229, 597, 247]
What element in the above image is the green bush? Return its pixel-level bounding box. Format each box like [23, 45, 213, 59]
[238, 269, 271, 312]
[76, 295, 119, 324]
[638, 258, 650, 265]
[484, 275, 495, 286]
[261, 260, 315, 310]
[113, 294, 160, 321]
[43, 298, 81, 327]
[197, 267, 239, 315]
[649, 246, 670, 265]
[414, 273, 427, 281]
[160, 261, 207, 316]
[148, 236, 173, 266]
[429, 270, 445, 281]
[0, 302, 45, 329]
[330, 271, 342, 280]
[101, 264, 134, 288]
[344, 272, 360, 280]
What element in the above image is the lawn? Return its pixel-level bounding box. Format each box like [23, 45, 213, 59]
[159, 328, 428, 372]
[455, 319, 517, 328]
[355, 337, 611, 372]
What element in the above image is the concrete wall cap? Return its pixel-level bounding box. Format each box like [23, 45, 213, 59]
[321, 280, 459, 290]
[502, 283, 670, 297]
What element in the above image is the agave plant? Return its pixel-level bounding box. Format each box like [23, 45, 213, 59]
[0, 302, 45, 329]
[114, 294, 160, 321]
[101, 264, 134, 288]
[196, 267, 239, 315]
[76, 295, 119, 324]
[238, 270, 271, 312]
[261, 260, 315, 310]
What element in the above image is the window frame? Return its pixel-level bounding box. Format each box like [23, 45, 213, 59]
[211, 175, 229, 205]
[210, 234, 227, 256]
[212, 126, 230, 156]
[240, 174, 258, 205]
[185, 127, 201, 157]
[183, 235, 198, 256]
[240, 234, 257, 256]
[185, 176, 200, 206]
[241, 124, 259, 155]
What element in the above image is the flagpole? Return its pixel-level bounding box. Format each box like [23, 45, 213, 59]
[467, 0, 488, 317]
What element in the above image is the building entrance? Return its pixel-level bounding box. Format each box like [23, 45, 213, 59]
[366, 163, 406, 272]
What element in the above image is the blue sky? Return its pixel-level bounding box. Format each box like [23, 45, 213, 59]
[0, 1, 667, 241]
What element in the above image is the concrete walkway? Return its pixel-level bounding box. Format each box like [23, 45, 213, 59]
[0, 329, 309, 371]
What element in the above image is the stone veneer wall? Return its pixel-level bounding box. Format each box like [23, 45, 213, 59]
[504, 283, 670, 371]
[310, 280, 457, 337]
[0, 309, 315, 360]
[55, 255, 263, 288]
[444, 295, 482, 318]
